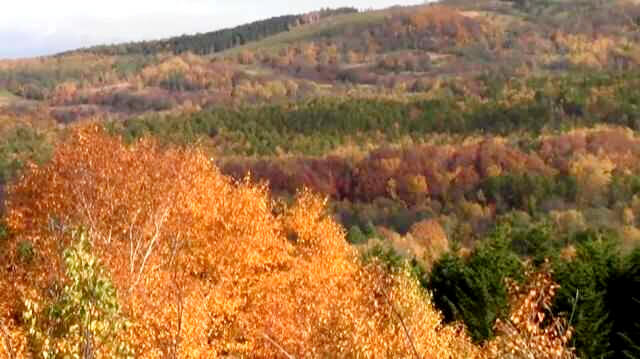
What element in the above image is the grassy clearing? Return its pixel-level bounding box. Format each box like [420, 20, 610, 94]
[220, 10, 388, 56]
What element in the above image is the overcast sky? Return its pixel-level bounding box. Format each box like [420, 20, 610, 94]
[0, 0, 425, 59]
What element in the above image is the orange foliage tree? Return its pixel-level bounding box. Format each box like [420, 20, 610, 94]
[405, 5, 487, 45]
[485, 264, 576, 359]
[1, 125, 484, 358]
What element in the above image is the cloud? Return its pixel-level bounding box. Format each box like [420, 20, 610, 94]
[0, 31, 69, 58]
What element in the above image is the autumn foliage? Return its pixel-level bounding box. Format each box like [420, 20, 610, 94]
[486, 264, 576, 359]
[0, 125, 489, 358]
[1, 0, 640, 356]
[0, 126, 581, 358]
[405, 5, 487, 45]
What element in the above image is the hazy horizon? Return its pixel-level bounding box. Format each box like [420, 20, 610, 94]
[0, 0, 424, 60]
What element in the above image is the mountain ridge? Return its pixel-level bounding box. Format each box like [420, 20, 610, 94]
[58, 7, 359, 57]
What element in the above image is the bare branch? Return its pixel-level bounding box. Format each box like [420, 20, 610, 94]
[128, 209, 142, 275]
[380, 273, 422, 359]
[388, 299, 421, 359]
[132, 207, 169, 288]
[262, 333, 295, 359]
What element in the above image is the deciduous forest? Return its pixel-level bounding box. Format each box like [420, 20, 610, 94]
[0, 0, 639, 358]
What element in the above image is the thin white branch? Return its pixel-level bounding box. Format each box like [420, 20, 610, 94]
[262, 333, 295, 359]
[133, 207, 170, 288]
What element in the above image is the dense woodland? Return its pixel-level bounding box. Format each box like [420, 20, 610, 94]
[0, 0, 640, 358]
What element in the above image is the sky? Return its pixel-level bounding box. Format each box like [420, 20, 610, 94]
[0, 0, 425, 59]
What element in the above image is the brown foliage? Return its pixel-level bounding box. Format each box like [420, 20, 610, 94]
[222, 139, 553, 206]
[540, 127, 640, 172]
[409, 219, 450, 259]
[407, 5, 486, 44]
[485, 265, 576, 359]
[353, 140, 551, 202]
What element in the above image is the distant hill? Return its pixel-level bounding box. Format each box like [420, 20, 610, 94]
[1, 0, 640, 119]
[1, 4, 640, 358]
[63, 7, 358, 56]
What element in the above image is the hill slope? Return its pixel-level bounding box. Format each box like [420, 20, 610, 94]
[0, 1, 640, 358]
[64, 7, 358, 56]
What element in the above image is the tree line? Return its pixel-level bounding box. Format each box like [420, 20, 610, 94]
[63, 8, 358, 56]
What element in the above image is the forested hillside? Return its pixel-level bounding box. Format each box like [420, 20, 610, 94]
[0, 0, 639, 358]
[64, 8, 358, 56]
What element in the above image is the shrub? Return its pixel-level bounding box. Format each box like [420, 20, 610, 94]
[347, 225, 368, 244]
[0, 126, 52, 185]
[23, 230, 132, 359]
[485, 264, 576, 359]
